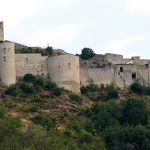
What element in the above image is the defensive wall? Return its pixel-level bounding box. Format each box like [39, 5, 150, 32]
[0, 21, 150, 92]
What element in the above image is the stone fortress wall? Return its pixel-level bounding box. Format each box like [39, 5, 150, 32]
[0, 21, 150, 92]
[80, 53, 150, 89]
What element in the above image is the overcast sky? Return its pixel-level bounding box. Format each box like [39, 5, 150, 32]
[0, 0, 150, 58]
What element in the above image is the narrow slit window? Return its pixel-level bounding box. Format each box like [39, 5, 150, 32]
[120, 67, 123, 72]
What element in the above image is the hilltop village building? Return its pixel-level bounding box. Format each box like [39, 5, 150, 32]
[0, 21, 150, 92]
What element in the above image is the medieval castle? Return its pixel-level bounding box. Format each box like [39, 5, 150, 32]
[0, 21, 150, 92]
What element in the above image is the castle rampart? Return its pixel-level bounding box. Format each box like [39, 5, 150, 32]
[0, 22, 150, 92]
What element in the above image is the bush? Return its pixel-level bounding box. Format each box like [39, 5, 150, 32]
[23, 74, 35, 83]
[32, 95, 43, 103]
[32, 114, 55, 130]
[45, 46, 53, 55]
[105, 85, 118, 100]
[87, 103, 120, 131]
[45, 81, 57, 90]
[81, 48, 95, 59]
[144, 86, 150, 95]
[121, 98, 149, 125]
[80, 80, 99, 94]
[130, 82, 144, 95]
[69, 94, 82, 104]
[0, 107, 6, 118]
[28, 104, 38, 112]
[103, 125, 150, 150]
[79, 131, 93, 144]
[20, 82, 35, 94]
[5, 85, 21, 96]
[53, 87, 63, 96]
[33, 76, 45, 87]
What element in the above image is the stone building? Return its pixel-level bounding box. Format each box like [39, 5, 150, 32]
[0, 21, 150, 92]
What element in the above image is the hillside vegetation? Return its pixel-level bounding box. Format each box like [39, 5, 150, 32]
[0, 74, 150, 150]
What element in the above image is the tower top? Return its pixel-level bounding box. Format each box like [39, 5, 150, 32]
[0, 21, 4, 41]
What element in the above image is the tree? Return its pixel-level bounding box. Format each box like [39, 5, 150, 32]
[45, 46, 53, 56]
[130, 82, 144, 95]
[121, 98, 149, 125]
[81, 48, 95, 59]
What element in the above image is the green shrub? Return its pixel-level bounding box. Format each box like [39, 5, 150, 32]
[63, 130, 72, 138]
[20, 82, 35, 94]
[0, 107, 6, 118]
[23, 74, 35, 82]
[103, 125, 150, 150]
[28, 104, 38, 112]
[80, 80, 99, 94]
[130, 82, 144, 95]
[87, 103, 120, 131]
[5, 85, 21, 96]
[79, 131, 93, 144]
[144, 86, 150, 95]
[105, 85, 118, 100]
[69, 93, 82, 104]
[32, 95, 43, 103]
[33, 76, 45, 87]
[53, 87, 63, 96]
[32, 114, 55, 130]
[121, 98, 149, 125]
[45, 81, 57, 90]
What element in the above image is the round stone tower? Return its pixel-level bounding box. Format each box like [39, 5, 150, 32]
[48, 54, 80, 93]
[0, 42, 16, 85]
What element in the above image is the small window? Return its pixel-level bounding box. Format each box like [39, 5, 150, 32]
[146, 64, 149, 68]
[26, 58, 28, 62]
[58, 66, 60, 68]
[120, 67, 123, 72]
[132, 73, 136, 79]
[68, 63, 71, 66]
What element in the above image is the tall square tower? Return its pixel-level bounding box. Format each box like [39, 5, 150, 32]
[0, 22, 4, 41]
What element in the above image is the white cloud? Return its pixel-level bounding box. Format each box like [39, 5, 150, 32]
[105, 34, 150, 55]
[44, 0, 75, 10]
[0, 0, 74, 31]
[127, 0, 150, 14]
[27, 23, 83, 47]
[0, 0, 41, 30]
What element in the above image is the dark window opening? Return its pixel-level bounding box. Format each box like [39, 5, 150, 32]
[68, 63, 71, 66]
[146, 64, 149, 68]
[58, 66, 60, 68]
[132, 73, 136, 79]
[120, 67, 123, 72]
[26, 58, 29, 62]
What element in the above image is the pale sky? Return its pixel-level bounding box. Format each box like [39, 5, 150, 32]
[0, 0, 150, 58]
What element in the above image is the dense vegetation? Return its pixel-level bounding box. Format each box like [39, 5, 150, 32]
[0, 75, 150, 150]
[80, 47, 95, 59]
[15, 46, 53, 56]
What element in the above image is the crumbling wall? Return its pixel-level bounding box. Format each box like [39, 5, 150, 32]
[15, 54, 48, 78]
